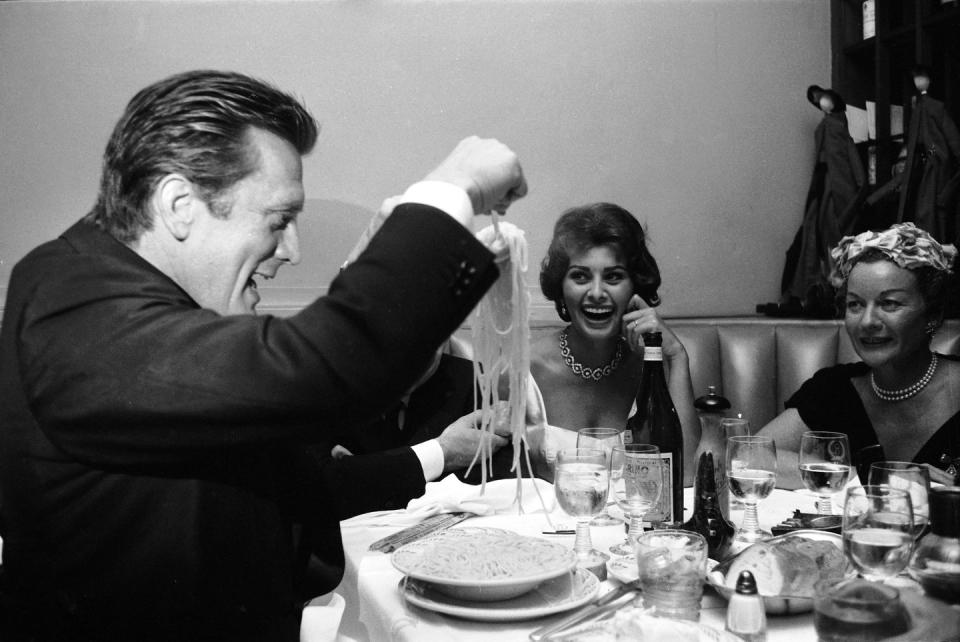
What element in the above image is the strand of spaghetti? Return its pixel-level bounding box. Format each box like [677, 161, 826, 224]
[470, 222, 525, 487]
[468, 222, 552, 520]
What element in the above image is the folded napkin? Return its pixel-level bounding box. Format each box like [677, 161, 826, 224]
[406, 474, 555, 518]
[342, 474, 555, 528]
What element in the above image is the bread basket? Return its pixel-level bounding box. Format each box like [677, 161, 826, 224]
[705, 529, 855, 615]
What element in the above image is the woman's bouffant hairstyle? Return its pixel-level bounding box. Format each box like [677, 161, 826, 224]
[84, 69, 318, 244]
[539, 203, 662, 321]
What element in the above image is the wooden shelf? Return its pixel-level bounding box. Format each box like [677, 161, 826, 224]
[832, 0, 960, 194]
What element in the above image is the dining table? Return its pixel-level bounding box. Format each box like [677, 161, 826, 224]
[302, 476, 958, 642]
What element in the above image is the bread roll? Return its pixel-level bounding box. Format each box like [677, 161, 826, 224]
[724, 535, 848, 597]
[725, 541, 817, 595]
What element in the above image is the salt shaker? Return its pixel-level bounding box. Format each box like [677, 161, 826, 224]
[726, 570, 767, 642]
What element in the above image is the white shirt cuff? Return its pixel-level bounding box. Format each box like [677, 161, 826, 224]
[399, 181, 474, 228]
[411, 439, 445, 482]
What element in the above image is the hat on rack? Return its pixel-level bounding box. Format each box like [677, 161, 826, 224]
[806, 85, 846, 113]
[911, 65, 931, 93]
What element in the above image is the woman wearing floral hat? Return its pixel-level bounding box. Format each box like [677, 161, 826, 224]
[759, 223, 959, 486]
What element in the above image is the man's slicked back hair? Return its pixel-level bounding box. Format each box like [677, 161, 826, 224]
[85, 70, 318, 243]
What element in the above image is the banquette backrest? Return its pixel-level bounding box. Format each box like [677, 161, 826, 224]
[517, 317, 960, 430]
[669, 317, 960, 428]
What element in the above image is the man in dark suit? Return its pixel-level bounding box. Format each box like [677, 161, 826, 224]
[0, 69, 526, 642]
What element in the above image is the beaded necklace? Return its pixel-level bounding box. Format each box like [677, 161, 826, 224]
[870, 352, 938, 402]
[559, 327, 624, 381]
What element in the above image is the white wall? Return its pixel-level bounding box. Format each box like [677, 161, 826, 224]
[0, 0, 831, 319]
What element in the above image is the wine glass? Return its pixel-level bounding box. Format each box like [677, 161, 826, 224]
[554, 448, 610, 569]
[576, 427, 624, 526]
[720, 418, 751, 515]
[609, 444, 662, 556]
[720, 417, 751, 439]
[726, 435, 777, 545]
[799, 431, 852, 515]
[868, 461, 930, 539]
[842, 485, 914, 583]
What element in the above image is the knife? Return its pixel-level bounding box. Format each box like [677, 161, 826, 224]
[528, 580, 640, 641]
[368, 512, 472, 553]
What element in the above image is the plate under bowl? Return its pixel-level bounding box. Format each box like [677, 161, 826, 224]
[400, 567, 600, 621]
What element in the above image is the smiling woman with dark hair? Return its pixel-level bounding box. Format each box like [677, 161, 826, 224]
[525, 203, 699, 482]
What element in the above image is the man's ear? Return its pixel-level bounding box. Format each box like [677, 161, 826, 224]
[153, 174, 197, 241]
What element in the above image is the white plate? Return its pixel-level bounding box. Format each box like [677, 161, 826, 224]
[392, 527, 576, 601]
[399, 567, 600, 622]
[606, 554, 638, 585]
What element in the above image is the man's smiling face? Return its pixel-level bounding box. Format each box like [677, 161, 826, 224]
[183, 127, 305, 315]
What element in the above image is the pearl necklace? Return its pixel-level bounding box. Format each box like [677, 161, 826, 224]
[559, 327, 624, 381]
[870, 352, 939, 402]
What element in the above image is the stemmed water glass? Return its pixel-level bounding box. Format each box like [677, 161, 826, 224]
[842, 485, 914, 583]
[555, 448, 610, 569]
[576, 427, 624, 526]
[799, 431, 852, 515]
[721, 418, 751, 514]
[609, 444, 662, 556]
[868, 461, 930, 539]
[726, 435, 777, 545]
[720, 417, 751, 439]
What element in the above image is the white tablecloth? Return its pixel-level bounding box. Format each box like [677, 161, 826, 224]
[322, 481, 828, 642]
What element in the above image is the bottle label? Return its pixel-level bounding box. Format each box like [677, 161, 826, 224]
[649, 451, 674, 522]
[644, 346, 663, 362]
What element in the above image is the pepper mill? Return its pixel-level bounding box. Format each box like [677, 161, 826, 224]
[693, 386, 732, 519]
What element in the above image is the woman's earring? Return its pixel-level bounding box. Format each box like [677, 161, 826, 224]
[558, 301, 570, 321]
[925, 321, 939, 336]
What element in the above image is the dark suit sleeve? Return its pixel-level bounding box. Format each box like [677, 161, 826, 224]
[15, 206, 498, 467]
[307, 445, 426, 519]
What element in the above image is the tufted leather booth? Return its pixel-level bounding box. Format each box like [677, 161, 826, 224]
[515, 317, 960, 430]
[669, 317, 960, 428]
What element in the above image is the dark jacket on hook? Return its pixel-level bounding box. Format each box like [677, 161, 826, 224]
[782, 110, 867, 306]
[898, 93, 960, 245]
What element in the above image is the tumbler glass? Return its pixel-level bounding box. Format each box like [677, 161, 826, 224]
[634, 529, 707, 621]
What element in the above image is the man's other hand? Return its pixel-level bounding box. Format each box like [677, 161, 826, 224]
[436, 404, 511, 473]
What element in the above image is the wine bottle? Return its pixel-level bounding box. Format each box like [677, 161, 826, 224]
[627, 331, 683, 524]
[682, 451, 735, 561]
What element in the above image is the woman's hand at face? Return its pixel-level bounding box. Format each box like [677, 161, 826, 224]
[621, 295, 687, 360]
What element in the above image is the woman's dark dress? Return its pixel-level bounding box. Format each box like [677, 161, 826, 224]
[786, 355, 960, 482]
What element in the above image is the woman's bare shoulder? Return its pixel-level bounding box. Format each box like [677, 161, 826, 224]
[530, 329, 562, 366]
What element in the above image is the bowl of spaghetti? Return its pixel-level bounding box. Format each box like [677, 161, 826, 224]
[392, 527, 577, 601]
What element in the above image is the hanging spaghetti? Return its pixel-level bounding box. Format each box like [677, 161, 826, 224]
[470, 218, 545, 511]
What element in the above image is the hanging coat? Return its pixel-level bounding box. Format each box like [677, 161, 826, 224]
[783, 110, 867, 304]
[897, 94, 960, 245]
